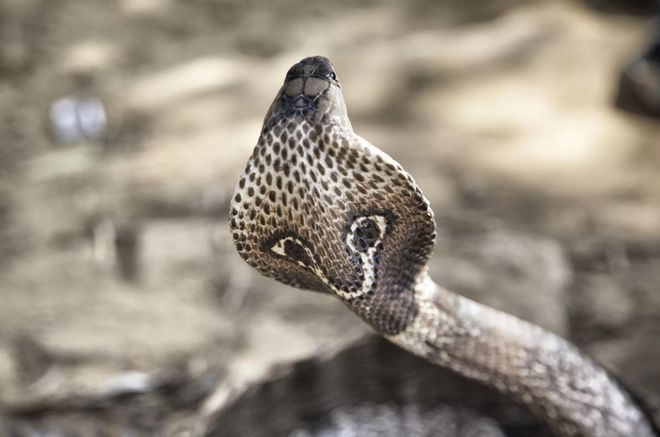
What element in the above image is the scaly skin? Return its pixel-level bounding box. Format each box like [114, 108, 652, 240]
[229, 55, 657, 436]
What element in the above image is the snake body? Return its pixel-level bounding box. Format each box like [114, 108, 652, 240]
[202, 335, 551, 436]
[228, 56, 657, 436]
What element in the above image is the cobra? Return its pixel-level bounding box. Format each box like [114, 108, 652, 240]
[229, 56, 657, 436]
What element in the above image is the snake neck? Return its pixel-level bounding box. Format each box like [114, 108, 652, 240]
[385, 275, 656, 437]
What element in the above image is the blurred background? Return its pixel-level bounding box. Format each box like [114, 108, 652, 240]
[0, 0, 659, 434]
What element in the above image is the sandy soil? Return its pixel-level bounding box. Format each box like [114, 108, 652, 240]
[0, 0, 659, 433]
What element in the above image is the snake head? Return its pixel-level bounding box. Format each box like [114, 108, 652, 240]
[262, 56, 352, 132]
[230, 56, 436, 334]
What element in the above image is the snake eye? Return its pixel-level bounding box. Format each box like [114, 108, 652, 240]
[351, 218, 382, 253]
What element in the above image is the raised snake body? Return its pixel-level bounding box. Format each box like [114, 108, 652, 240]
[228, 56, 657, 436]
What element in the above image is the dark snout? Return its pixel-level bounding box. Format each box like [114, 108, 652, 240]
[263, 55, 350, 131]
[285, 56, 336, 82]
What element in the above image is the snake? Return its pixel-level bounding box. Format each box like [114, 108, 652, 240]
[226, 56, 658, 436]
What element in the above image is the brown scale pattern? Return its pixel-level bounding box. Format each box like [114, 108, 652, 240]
[229, 60, 435, 335]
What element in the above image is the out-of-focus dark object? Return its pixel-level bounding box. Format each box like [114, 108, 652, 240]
[615, 18, 660, 121]
[83, 214, 142, 282]
[11, 334, 54, 385]
[47, 94, 108, 145]
[199, 335, 551, 437]
[114, 220, 141, 282]
[586, 0, 659, 15]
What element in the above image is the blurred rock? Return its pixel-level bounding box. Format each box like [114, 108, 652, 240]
[0, 190, 24, 268]
[585, 0, 659, 15]
[10, 334, 54, 385]
[575, 274, 635, 329]
[83, 214, 143, 282]
[586, 323, 660, 429]
[432, 223, 571, 335]
[615, 21, 660, 121]
[114, 220, 142, 282]
[569, 240, 660, 343]
[0, 367, 216, 436]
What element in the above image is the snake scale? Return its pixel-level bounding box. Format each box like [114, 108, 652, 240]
[223, 56, 657, 436]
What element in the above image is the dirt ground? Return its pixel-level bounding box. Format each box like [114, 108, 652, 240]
[0, 0, 659, 434]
